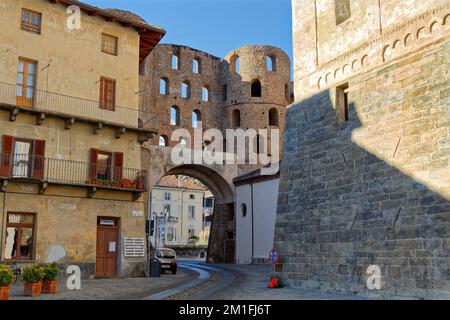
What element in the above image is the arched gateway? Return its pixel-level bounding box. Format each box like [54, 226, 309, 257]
[142, 146, 238, 263]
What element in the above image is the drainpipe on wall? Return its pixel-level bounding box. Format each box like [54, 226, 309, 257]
[0, 192, 6, 261]
[146, 193, 152, 277]
[250, 183, 255, 265]
[180, 188, 184, 242]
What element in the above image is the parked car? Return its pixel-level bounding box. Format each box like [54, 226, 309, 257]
[154, 248, 177, 274]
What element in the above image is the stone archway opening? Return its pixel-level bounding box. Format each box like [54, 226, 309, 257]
[149, 164, 236, 264]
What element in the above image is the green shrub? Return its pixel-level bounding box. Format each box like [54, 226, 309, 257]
[0, 265, 14, 286]
[41, 263, 58, 282]
[22, 264, 44, 284]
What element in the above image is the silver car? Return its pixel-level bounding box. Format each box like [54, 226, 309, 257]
[154, 248, 177, 274]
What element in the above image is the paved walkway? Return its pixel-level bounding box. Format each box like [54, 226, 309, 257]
[8, 268, 196, 300]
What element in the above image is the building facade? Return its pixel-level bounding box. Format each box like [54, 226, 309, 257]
[275, 0, 450, 298]
[0, 0, 164, 277]
[150, 176, 210, 247]
[234, 168, 279, 264]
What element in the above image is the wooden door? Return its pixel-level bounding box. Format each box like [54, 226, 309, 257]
[16, 59, 37, 108]
[96, 217, 119, 278]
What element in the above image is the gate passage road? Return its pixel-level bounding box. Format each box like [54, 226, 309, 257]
[143, 260, 367, 300]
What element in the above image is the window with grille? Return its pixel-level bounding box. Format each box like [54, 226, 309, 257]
[4, 212, 35, 260]
[124, 238, 145, 257]
[101, 34, 118, 55]
[21, 9, 41, 34]
[99, 77, 116, 111]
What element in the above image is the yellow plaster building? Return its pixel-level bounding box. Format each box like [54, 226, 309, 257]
[0, 0, 165, 278]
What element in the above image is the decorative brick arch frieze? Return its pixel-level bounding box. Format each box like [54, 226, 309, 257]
[300, 4, 450, 97]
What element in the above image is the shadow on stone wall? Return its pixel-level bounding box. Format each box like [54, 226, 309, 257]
[275, 87, 450, 299]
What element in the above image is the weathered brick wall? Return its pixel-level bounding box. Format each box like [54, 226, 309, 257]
[140, 44, 291, 263]
[275, 37, 450, 298]
[140, 44, 291, 163]
[139, 44, 224, 147]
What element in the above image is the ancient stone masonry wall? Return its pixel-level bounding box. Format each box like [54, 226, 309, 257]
[274, 36, 450, 298]
[139, 44, 224, 147]
[294, 1, 450, 100]
[140, 44, 291, 169]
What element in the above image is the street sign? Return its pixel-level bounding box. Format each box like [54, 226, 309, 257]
[269, 248, 279, 265]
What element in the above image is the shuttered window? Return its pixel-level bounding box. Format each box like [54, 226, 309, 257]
[0, 135, 45, 179]
[99, 78, 116, 111]
[21, 9, 42, 34]
[101, 34, 118, 55]
[89, 149, 123, 182]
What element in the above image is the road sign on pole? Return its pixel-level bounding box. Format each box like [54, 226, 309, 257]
[268, 248, 280, 289]
[269, 248, 279, 265]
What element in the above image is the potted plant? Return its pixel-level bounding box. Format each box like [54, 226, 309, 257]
[134, 178, 145, 190]
[122, 179, 133, 188]
[22, 264, 44, 297]
[110, 180, 121, 188]
[0, 265, 14, 300]
[41, 263, 58, 294]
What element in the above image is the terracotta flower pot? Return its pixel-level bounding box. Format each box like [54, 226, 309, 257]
[122, 179, 133, 188]
[136, 183, 145, 190]
[42, 280, 57, 294]
[0, 285, 10, 300]
[23, 282, 42, 297]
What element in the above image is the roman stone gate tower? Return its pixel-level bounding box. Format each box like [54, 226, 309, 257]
[223, 46, 292, 173]
[139, 44, 291, 262]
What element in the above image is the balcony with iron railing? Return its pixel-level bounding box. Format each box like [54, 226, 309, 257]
[0, 82, 158, 136]
[0, 153, 147, 195]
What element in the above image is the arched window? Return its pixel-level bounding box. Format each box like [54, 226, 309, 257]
[180, 137, 190, 148]
[202, 86, 209, 102]
[251, 79, 262, 97]
[232, 109, 240, 128]
[172, 54, 179, 70]
[193, 58, 201, 74]
[192, 110, 201, 128]
[160, 77, 169, 95]
[170, 106, 180, 126]
[230, 55, 240, 74]
[159, 135, 169, 146]
[182, 81, 191, 99]
[269, 108, 279, 126]
[266, 55, 276, 71]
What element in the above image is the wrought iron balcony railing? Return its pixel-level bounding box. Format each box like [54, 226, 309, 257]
[0, 153, 147, 191]
[0, 82, 158, 129]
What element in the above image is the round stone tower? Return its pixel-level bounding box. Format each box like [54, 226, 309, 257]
[222, 45, 292, 157]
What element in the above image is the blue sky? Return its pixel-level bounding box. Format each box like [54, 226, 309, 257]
[86, 0, 293, 64]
